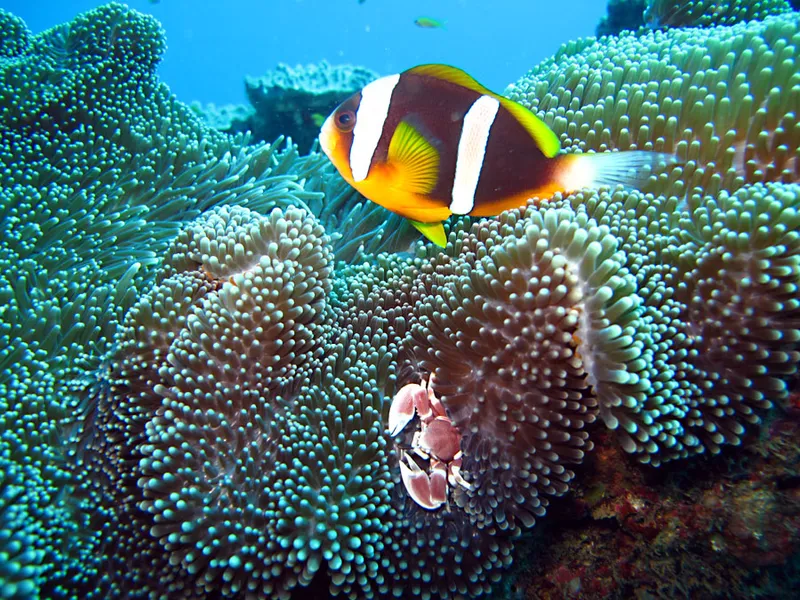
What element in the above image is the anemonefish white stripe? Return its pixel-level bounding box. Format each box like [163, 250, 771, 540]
[350, 74, 400, 182]
[450, 94, 500, 215]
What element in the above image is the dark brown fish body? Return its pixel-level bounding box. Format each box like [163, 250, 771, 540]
[320, 64, 674, 246]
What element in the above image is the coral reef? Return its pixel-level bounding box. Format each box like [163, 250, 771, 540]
[1, 2, 799, 600]
[644, 0, 792, 29]
[189, 101, 255, 134]
[193, 61, 379, 154]
[596, 0, 647, 37]
[503, 416, 800, 599]
[244, 61, 377, 154]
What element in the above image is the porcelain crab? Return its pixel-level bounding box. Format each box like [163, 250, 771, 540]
[388, 374, 472, 510]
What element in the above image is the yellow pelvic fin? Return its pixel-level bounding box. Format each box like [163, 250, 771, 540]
[409, 219, 446, 247]
[407, 63, 560, 158]
[388, 120, 440, 194]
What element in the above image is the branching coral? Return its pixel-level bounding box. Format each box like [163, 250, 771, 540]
[644, 0, 792, 29]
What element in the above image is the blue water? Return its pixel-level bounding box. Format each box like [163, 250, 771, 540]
[3, 0, 607, 105]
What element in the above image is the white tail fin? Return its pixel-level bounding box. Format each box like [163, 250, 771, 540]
[556, 150, 678, 193]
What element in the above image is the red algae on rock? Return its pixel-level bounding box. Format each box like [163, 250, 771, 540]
[504, 414, 800, 599]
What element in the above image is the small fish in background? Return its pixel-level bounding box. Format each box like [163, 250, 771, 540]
[319, 64, 676, 247]
[309, 112, 326, 128]
[414, 17, 446, 30]
[148, 0, 161, 4]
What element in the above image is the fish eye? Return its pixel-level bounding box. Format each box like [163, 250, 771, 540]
[335, 110, 356, 132]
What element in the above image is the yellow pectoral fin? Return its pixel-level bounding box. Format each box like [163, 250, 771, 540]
[388, 121, 440, 195]
[409, 219, 447, 247]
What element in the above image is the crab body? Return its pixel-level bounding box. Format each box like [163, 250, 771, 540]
[388, 374, 471, 510]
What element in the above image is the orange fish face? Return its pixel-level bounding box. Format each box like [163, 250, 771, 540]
[319, 93, 360, 184]
[319, 74, 454, 224]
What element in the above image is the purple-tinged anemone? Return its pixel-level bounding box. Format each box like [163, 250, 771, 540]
[137, 205, 333, 594]
[644, 0, 792, 29]
[403, 203, 661, 533]
[668, 182, 800, 453]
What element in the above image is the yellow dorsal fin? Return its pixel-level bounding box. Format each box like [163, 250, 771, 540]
[409, 219, 447, 247]
[406, 63, 561, 158]
[388, 120, 439, 194]
[407, 64, 493, 95]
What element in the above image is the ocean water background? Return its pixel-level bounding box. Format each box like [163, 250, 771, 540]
[4, 0, 607, 105]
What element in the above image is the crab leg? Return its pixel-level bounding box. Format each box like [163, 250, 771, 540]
[448, 456, 473, 491]
[388, 382, 426, 437]
[420, 372, 444, 420]
[398, 453, 447, 510]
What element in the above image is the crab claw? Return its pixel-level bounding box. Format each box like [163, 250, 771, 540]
[388, 383, 425, 437]
[398, 453, 447, 510]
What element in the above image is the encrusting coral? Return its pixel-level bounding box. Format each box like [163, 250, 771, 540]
[1, 2, 799, 599]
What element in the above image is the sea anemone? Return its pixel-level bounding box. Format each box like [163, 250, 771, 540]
[3, 2, 799, 598]
[507, 10, 800, 198]
[404, 208, 614, 533]
[0, 2, 325, 594]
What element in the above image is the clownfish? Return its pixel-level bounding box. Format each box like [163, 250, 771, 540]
[319, 64, 675, 247]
